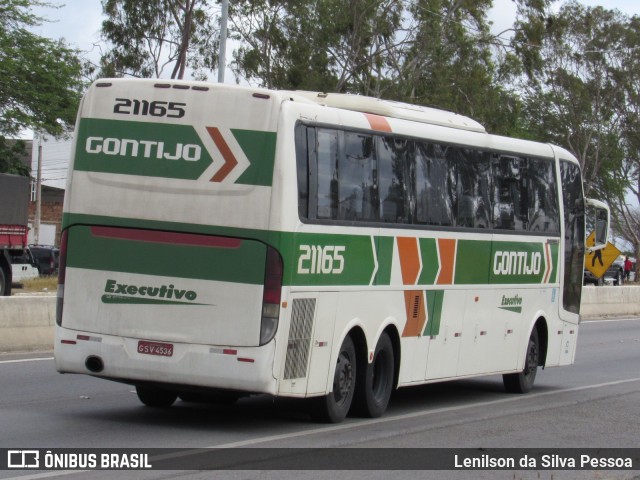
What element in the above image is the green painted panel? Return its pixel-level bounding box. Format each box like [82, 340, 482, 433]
[418, 238, 439, 285]
[375, 236, 394, 286]
[66, 225, 266, 284]
[289, 233, 376, 286]
[232, 129, 277, 187]
[489, 241, 546, 284]
[74, 119, 213, 180]
[423, 290, 444, 337]
[455, 240, 492, 285]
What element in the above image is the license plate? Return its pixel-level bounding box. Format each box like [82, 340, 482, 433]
[137, 340, 173, 357]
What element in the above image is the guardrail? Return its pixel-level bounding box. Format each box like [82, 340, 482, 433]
[0, 296, 56, 353]
[1, 287, 639, 353]
[579, 285, 640, 320]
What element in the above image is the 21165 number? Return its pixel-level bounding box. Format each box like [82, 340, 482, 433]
[297, 245, 345, 275]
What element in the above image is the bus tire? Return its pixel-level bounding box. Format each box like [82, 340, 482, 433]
[353, 332, 394, 418]
[136, 385, 178, 408]
[503, 328, 539, 394]
[310, 335, 356, 423]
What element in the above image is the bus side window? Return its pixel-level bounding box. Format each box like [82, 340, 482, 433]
[527, 157, 560, 233]
[339, 132, 377, 222]
[414, 142, 453, 226]
[316, 129, 340, 220]
[493, 155, 527, 231]
[295, 124, 309, 220]
[377, 136, 410, 224]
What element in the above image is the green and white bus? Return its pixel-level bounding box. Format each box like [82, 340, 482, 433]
[55, 79, 609, 422]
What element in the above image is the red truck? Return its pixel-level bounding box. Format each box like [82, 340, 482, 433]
[0, 173, 30, 295]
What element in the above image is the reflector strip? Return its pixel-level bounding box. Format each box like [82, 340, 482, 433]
[76, 335, 102, 342]
[238, 358, 255, 363]
[209, 348, 238, 355]
[90, 227, 242, 249]
[61, 340, 76, 345]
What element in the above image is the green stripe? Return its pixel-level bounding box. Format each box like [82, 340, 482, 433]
[375, 236, 394, 286]
[423, 290, 444, 337]
[67, 225, 266, 284]
[73, 119, 277, 186]
[101, 294, 207, 306]
[62, 213, 560, 288]
[418, 238, 439, 285]
[74, 119, 213, 180]
[232, 129, 277, 186]
[498, 306, 523, 313]
[455, 239, 492, 284]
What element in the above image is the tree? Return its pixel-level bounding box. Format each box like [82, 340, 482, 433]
[0, 0, 85, 174]
[0, 0, 84, 137]
[513, 2, 634, 198]
[0, 138, 29, 176]
[386, 0, 523, 135]
[100, 0, 219, 80]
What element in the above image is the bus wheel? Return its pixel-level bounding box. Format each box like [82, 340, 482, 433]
[311, 335, 356, 423]
[136, 385, 178, 408]
[353, 332, 394, 418]
[503, 328, 539, 394]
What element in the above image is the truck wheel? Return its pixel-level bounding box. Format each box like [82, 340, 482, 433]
[136, 385, 177, 408]
[0, 266, 7, 296]
[503, 328, 539, 394]
[310, 335, 356, 423]
[353, 332, 394, 418]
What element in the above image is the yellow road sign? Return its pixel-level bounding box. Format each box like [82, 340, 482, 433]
[584, 231, 621, 278]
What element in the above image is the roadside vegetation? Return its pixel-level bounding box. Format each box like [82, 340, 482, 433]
[12, 276, 57, 294]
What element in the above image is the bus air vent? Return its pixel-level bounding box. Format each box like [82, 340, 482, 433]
[283, 298, 316, 380]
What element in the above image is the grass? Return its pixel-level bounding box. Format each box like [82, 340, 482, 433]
[13, 276, 58, 294]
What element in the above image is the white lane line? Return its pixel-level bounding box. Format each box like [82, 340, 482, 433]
[583, 317, 640, 324]
[4, 377, 639, 480]
[0, 357, 53, 365]
[211, 377, 640, 448]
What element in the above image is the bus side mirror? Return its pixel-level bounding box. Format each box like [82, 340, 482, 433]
[586, 198, 609, 251]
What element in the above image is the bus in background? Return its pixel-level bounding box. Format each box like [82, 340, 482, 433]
[55, 79, 609, 422]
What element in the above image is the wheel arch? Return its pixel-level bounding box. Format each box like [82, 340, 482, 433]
[347, 323, 401, 391]
[382, 324, 401, 390]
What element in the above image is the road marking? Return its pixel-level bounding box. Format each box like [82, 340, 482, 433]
[0, 357, 53, 365]
[211, 377, 640, 448]
[583, 317, 640, 324]
[4, 376, 639, 480]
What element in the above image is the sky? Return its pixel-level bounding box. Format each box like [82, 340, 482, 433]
[26, 0, 640, 189]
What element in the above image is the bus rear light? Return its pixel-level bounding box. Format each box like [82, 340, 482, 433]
[260, 246, 283, 345]
[56, 230, 69, 326]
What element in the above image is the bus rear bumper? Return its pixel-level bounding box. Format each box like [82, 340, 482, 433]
[54, 327, 278, 395]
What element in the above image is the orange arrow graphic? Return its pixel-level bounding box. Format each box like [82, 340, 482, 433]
[207, 127, 238, 182]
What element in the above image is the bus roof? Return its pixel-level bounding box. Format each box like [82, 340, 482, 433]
[287, 91, 487, 133]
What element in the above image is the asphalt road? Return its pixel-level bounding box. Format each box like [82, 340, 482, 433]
[0, 317, 638, 480]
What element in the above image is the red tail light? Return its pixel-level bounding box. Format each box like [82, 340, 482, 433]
[56, 230, 68, 326]
[260, 246, 283, 345]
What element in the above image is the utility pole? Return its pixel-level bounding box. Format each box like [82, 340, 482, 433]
[218, 0, 229, 83]
[34, 135, 42, 245]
